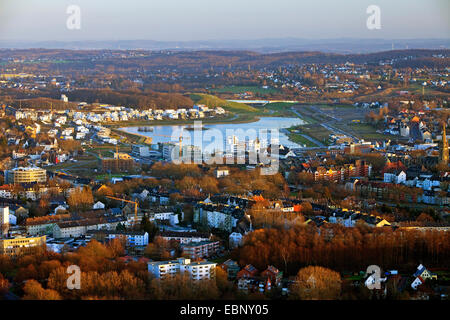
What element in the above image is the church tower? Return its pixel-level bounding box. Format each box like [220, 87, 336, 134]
[441, 122, 449, 165]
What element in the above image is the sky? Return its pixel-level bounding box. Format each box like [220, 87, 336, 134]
[0, 0, 448, 42]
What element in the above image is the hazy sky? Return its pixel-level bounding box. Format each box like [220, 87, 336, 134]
[0, 0, 448, 41]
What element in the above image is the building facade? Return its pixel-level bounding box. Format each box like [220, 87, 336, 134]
[147, 258, 217, 281]
[0, 235, 46, 257]
[181, 240, 220, 259]
[5, 167, 47, 184]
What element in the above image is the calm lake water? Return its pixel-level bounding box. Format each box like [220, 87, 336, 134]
[120, 117, 305, 149]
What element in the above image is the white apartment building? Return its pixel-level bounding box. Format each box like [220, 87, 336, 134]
[159, 231, 211, 244]
[147, 258, 216, 281]
[103, 231, 149, 246]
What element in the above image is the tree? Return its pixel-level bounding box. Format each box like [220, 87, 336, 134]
[291, 266, 342, 300]
[0, 273, 9, 296]
[301, 202, 313, 214]
[416, 213, 434, 223]
[95, 185, 114, 199]
[23, 280, 62, 300]
[169, 193, 183, 205]
[198, 176, 219, 195]
[107, 238, 125, 258]
[297, 172, 315, 185]
[0, 255, 13, 275]
[215, 267, 233, 297]
[148, 273, 219, 300]
[144, 237, 174, 260]
[68, 186, 94, 211]
[140, 214, 159, 241]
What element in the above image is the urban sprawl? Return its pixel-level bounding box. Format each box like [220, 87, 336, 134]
[0, 49, 449, 301]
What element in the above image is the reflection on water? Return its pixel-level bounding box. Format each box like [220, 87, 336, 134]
[120, 117, 305, 148]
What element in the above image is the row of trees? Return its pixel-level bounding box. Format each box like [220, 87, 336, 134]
[0, 240, 230, 300]
[233, 225, 450, 275]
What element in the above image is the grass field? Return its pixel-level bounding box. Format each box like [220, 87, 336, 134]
[286, 130, 318, 147]
[334, 123, 394, 140]
[210, 85, 279, 95]
[259, 102, 297, 117]
[290, 104, 398, 142]
[94, 173, 131, 180]
[87, 144, 131, 156]
[296, 124, 332, 146]
[290, 106, 324, 124]
[191, 93, 259, 113]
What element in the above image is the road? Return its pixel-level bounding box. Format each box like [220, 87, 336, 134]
[290, 107, 306, 122]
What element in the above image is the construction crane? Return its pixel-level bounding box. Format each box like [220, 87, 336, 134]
[106, 196, 139, 228]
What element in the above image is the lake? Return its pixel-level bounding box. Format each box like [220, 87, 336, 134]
[120, 117, 305, 149]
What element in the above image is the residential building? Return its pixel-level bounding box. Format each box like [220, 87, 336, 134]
[93, 201, 105, 210]
[88, 230, 149, 247]
[25, 214, 71, 235]
[147, 257, 216, 281]
[181, 240, 220, 259]
[52, 217, 124, 238]
[158, 231, 211, 244]
[237, 264, 258, 279]
[194, 202, 243, 232]
[215, 167, 230, 178]
[261, 265, 283, 286]
[220, 259, 241, 280]
[411, 264, 437, 290]
[0, 234, 46, 257]
[4, 167, 47, 184]
[229, 232, 243, 249]
[384, 170, 407, 184]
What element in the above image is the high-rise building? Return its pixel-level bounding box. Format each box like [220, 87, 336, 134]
[0, 207, 9, 235]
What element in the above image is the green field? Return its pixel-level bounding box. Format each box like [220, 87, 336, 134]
[191, 93, 259, 113]
[286, 131, 318, 147]
[210, 85, 279, 95]
[94, 173, 131, 180]
[334, 123, 391, 140]
[260, 102, 298, 117]
[295, 124, 332, 146]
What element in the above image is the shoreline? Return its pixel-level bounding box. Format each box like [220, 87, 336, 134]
[114, 115, 307, 148]
[105, 112, 263, 128]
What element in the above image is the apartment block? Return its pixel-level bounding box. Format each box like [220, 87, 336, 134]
[147, 258, 216, 281]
